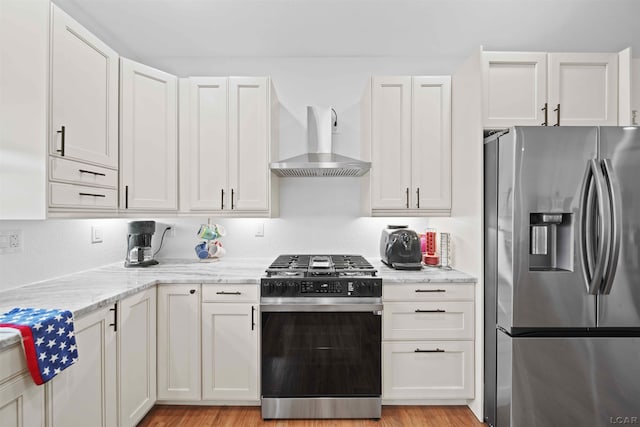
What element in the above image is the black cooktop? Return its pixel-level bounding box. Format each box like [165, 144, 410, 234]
[265, 254, 377, 278]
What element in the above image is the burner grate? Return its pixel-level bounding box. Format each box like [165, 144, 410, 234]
[266, 254, 376, 277]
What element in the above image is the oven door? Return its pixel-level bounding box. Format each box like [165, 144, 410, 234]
[261, 298, 382, 398]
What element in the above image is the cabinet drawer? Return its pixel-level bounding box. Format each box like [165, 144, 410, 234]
[201, 284, 259, 302]
[49, 182, 117, 209]
[383, 283, 474, 301]
[49, 157, 117, 188]
[383, 301, 474, 340]
[383, 340, 474, 399]
[0, 343, 27, 385]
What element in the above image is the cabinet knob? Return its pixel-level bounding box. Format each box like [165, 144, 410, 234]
[189, 289, 196, 294]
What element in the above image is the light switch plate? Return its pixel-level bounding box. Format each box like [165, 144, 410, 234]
[255, 222, 264, 237]
[91, 226, 103, 243]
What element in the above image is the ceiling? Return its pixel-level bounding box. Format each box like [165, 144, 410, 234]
[54, 0, 639, 65]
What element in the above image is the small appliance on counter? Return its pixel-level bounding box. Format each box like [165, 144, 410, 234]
[380, 225, 422, 270]
[125, 221, 159, 267]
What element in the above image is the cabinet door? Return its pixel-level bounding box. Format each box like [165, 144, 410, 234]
[412, 76, 451, 211]
[0, 374, 45, 427]
[383, 341, 474, 399]
[228, 77, 270, 211]
[118, 288, 156, 427]
[49, 306, 117, 427]
[548, 52, 618, 125]
[157, 284, 201, 401]
[179, 78, 229, 211]
[482, 52, 548, 127]
[0, 0, 48, 219]
[120, 58, 178, 210]
[51, 5, 118, 168]
[202, 303, 258, 400]
[370, 77, 412, 210]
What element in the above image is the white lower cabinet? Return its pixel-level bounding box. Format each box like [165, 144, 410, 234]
[382, 282, 475, 402]
[118, 287, 157, 427]
[383, 341, 474, 399]
[0, 343, 45, 427]
[48, 305, 117, 427]
[0, 373, 45, 427]
[157, 284, 201, 401]
[201, 285, 259, 401]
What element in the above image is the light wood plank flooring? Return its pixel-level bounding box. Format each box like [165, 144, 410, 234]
[137, 405, 485, 426]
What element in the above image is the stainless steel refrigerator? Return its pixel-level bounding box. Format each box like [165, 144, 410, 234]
[484, 126, 640, 427]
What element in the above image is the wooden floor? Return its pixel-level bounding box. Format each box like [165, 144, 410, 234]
[137, 405, 485, 427]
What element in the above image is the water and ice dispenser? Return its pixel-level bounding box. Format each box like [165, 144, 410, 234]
[529, 213, 573, 271]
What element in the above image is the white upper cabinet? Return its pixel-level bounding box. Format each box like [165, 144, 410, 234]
[548, 52, 618, 126]
[120, 58, 178, 211]
[50, 5, 119, 168]
[228, 77, 270, 211]
[0, 0, 48, 219]
[179, 76, 278, 216]
[179, 78, 228, 211]
[363, 76, 451, 216]
[483, 50, 621, 127]
[482, 52, 548, 127]
[370, 76, 412, 211]
[412, 76, 452, 211]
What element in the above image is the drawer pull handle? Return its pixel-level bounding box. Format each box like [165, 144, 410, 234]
[79, 192, 106, 198]
[415, 289, 446, 293]
[414, 309, 445, 313]
[216, 291, 241, 295]
[79, 169, 106, 177]
[415, 348, 445, 353]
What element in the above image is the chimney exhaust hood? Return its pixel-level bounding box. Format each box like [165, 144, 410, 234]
[270, 106, 371, 177]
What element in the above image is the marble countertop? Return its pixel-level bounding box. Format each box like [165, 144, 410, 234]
[0, 257, 475, 350]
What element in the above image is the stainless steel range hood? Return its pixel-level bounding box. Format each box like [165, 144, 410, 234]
[270, 106, 371, 177]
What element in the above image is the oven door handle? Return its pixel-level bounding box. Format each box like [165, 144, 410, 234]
[260, 303, 383, 313]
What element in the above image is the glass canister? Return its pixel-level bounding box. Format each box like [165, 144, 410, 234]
[440, 232, 451, 270]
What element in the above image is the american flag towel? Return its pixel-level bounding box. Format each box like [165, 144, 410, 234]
[0, 307, 78, 385]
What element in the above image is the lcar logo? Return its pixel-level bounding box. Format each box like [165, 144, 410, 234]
[610, 417, 639, 425]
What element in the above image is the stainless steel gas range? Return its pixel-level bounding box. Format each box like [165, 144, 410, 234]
[260, 255, 382, 420]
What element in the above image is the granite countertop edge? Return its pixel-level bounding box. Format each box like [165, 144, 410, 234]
[0, 257, 476, 350]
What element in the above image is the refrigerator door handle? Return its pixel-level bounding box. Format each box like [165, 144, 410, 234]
[601, 159, 621, 295]
[578, 162, 595, 290]
[578, 160, 611, 295]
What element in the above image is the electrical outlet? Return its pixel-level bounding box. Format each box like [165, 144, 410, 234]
[166, 224, 176, 237]
[0, 230, 22, 254]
